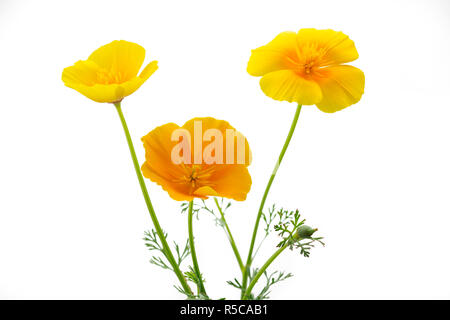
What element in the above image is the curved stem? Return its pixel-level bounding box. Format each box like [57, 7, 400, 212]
[114, 102, 192, 295]
[214, 198, 244, 272]
[243, 243, 289, 300]
[188, 200, 207, 296]
[241, 104, 302, 298]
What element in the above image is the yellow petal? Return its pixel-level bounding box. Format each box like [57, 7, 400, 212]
[259, 70, 322, 105]
[314, 65, 365, 113]
[139, 61, 158, 80]
[296, 28, 359, 66]
[193, 186, 218, 198]
[88, 40, 145, 81]
[119, 77, 147, 99]
[64, 83, 124, 103]
[64, 77, 150, 103]
[62, 60, 100, 87]
[247, 31, 298, 76]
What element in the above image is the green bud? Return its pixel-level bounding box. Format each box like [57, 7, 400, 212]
[295, 225, 317, 240]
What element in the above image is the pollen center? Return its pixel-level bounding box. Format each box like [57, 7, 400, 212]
[189, 167, 198, 187]
[96, 69, 124, 85]
[180, 165, 216, 189]
[304, 62, 314, 75]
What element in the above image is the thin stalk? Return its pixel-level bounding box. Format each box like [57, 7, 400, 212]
[188, 200, 207, 296]
[243, 243, 289, 300]
[214, 197, 244, 272]
[241, 104, 302, 298]
[114, 102, 192, 295]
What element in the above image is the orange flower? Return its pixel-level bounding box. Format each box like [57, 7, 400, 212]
[247, 28, 365, 113]
[141, 117, 252, 201]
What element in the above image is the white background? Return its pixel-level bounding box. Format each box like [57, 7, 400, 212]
[0, 0, 449, 299]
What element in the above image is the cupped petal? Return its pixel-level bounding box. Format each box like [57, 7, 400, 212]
[209, 165, 252, 201]
[63, 74, 155, 103]
[314, 65, 365, 113]
[88, 40, 146, 81]
[63, 82, 125, 103]
[62, 60, 100, 87]
[296, 29, 359, 66]
[139, 61, 158, 80]
[247, 31, 298, 76]
[259, 70, 322, 105]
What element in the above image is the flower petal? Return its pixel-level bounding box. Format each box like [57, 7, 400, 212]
[296, 29, 359, 65]
[141, 123, 196, 201]
[64, 77, 151, 103]
[247, 31, 298, 76]
[259, 70, 322, 105]
[182, 117, 252, 166]
[63, 82, 125, 103]
[314, 65, 365, 113]
[139, 61, 158, 80]
[88, 40, 146, 81]
[209, 165, 252, 201]
[62, 60, 100, 87]
[141, 123, 186, 179]
[142, 162, 194, 201]
[193, 186, 218, 198]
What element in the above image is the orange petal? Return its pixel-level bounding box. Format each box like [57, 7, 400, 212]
[141, 162, 194, 201]
[209, 165, 252, 201]
[141, 123, 187, 180]
[193, 186, 218, 198]
[182, 118, 252, 166]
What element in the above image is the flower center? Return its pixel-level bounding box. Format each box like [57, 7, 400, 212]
[180, 165, 216, 189]
[189, 167, 199, 187]
[96, 69, 124, 85]
[292, 44, 329, 77]
[304, 62, 314, 75]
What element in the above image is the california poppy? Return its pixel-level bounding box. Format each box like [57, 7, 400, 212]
[247, 28, 364, 113]
[141, 117, 252, 201]
[62, 40, 158, 103]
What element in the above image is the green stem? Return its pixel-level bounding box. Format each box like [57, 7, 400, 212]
[241, 104, 302, 298]
[188, 200, 207, 296]
[114, 102, 192, 296]
[214, 198, 244, 272]
[243, 244, 289, 299]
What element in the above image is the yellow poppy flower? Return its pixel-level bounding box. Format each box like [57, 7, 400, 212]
[62, 40, 158, 103]
[247, 28, 365, 113]
[141, 117, 252, 201]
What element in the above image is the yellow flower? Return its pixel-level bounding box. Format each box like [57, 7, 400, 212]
[141, 117, 252, 201]
[247, 28, 365, 113]
[62, 40, 158, 103]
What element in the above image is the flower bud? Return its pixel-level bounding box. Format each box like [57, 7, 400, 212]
[295, 225, 317, 240]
